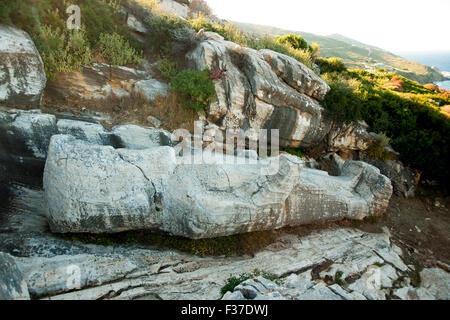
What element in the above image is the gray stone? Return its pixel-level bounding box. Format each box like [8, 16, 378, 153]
[0, 108, 57, 159]
[0, 25, 47, 106]
[222, 290, 245, 300]
[133, 79, 169, 100]
[365, 159, 416, 198]
[43, 137, 392, 238]
[111, 124, 173, 149]
[156, 0, 189, 19]
[147, 116, 162, 128]
[186, 36, 331, 148]
[7, 227, 422, 300]
[0, 108, 57, 181]
[0, 252, 30, 300]
[419, 268, 450, 300]
[259, 49, 330, 100]
[43, 135, 159, 234]
[57, 119, 110, 145]
[16, 254, 138, 298]
[127, 14, 149, 34]
[393, 287, 434, 300]
[287, 159, 393, 225]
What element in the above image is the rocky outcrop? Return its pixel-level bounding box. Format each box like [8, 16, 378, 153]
[187, 33, 331, 148]
[5, 227, 446, 300]
[157, 0, 189, 19]
[43, 132, 392, 238]
[327, 121, 375, 158]
[45, 63, 168, 104]
[0, 108, 176, 185]
[0, 252, 30, 300]
[364, 159, 416, 198]
[0, 24, 47, 106]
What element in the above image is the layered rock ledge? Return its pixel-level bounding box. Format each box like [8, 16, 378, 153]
[1, 228, 447, 300]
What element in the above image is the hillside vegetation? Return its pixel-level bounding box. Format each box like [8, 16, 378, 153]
[234, 22, 447, 84]
[318, 57, 450, 187]
[1, 0, 449, 188]
[0, 0, 144, 79]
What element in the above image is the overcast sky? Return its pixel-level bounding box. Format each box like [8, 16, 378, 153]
[206, 0, 450, 53]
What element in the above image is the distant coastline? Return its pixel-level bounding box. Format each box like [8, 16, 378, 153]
[398, 51, 450, 89]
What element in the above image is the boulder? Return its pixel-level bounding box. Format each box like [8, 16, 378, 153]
[187, 34, 331, 148]
[0, 24, 46, 106]
[419, 267, 450, 300]
[0, 252, 30, 300]
[57, 119, 110, 146]
[127, 14, 149, 34]
[43, 135, 160, 233]
[0, 112, 176, 182]
[133, 79, 169, 100]
[0, 108, 57, 181]
[157, 0, 189, 19]
[43, 135, 392, 238]
[287, 160, 393, 225]
[364, 159, 416, 198]
[110, 124, 173, 149]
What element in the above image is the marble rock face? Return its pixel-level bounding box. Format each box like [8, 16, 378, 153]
[0, 24, 47, 106]
[43, 133, 392, 238]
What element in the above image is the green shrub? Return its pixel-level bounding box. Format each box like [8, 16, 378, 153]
[170, 69, 216, 111]
[97, 32, 142, 67]
[157, 58, 180, 80]
[0, 0, 142, 79]
[220, 269, 280, 296]
[37, 26, 91, 79]
[275, 33, 309, 51]
[366, 133, 395, 161]
[322, 82, 366, 124]
[282, 148, 306, 159]
[316, 57, 347, 74]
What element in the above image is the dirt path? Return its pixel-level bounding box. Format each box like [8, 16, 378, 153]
[358, 195, 450, 269]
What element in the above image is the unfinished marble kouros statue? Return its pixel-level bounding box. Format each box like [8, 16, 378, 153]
[43, 122, 393, 239]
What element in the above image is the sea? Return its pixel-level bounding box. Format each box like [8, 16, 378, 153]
[397, 51, 450, 90]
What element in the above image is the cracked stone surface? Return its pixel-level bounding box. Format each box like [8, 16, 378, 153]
[43, 133, 392, 237]
[1, 227, 447, 300]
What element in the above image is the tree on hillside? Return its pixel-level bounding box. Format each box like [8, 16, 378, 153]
[188, 0, 212, 17]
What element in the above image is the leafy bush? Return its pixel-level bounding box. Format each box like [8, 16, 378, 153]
[316, 57, 347, 74]
[97, 32, 142, 67]
[365, 133, 395, 160]
[220, 269, 280, 296]
[0, 0, 142, 79]
[322, 82, 366, 124]
[321, 66, 450, 186]
[170, 69, 217, 111]
[157, 58, 180, 80]
[37, 26, 91, 79]
[275, 33, 309, 51]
